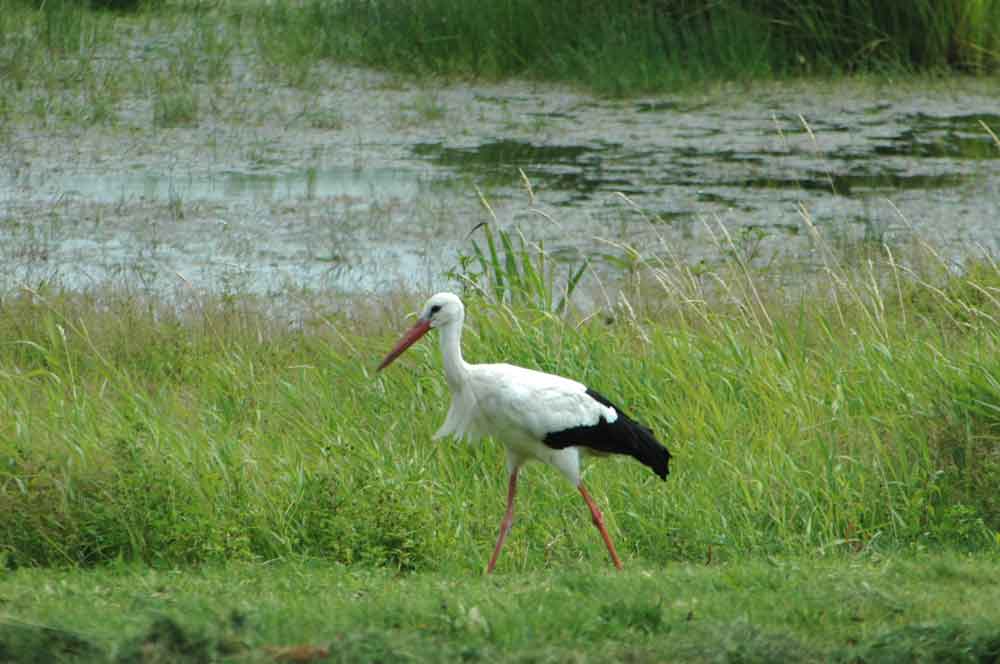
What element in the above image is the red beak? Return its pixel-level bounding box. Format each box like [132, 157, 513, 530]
[377, 318, 432, 371]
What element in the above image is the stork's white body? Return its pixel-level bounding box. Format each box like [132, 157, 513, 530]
[378, 292, 670, 572]
[434, 359, 618, 486]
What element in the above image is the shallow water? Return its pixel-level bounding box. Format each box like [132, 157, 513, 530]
[5, 168, 424, 205]
[2, 71, 998, 298]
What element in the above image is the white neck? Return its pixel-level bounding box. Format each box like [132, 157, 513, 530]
[438, 317, 469, 391]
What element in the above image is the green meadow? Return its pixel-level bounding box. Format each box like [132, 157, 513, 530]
[2, 0, 1000, 661]
[2, 556, 1000, 662]
[2, 236, 999, 659]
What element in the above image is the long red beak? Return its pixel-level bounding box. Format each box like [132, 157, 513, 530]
[377, 318, 432, 371]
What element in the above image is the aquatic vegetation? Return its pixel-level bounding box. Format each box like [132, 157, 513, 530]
[254, 0, 1000, 93]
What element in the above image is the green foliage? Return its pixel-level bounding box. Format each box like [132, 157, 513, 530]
[449, 220, 588, 314]
[153, 81, 199, 128]
[2, 0, 997, 104]
[10, 0, 163, 10]
[254, 0, 1000, 93]
[1, 245, 999, 570]
[16, 0, 110, 54]
[0, 621, 101, 663]
[846, 622, 1000, 664]
[296, 473, 434, 569]
[739, 1, 995, 73]
[115, 617, 232, 664]
[1, 555, 1000, 662]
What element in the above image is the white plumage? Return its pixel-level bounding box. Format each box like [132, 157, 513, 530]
[378, 292, 670, 573]
[435, 362, 618, 483]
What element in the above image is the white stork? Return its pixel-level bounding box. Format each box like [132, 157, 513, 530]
[377, 292, 671, 572]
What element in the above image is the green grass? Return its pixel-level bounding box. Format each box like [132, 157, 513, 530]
[0, 0, 236, 130]
[153, 81, 199, 128]
[450, 220, 589, 313]
[3, 2, 999, 661]
[253, 0, 1000, 93]
[1, 238, 998, 570]
[1, 554, 999, 662]
[1, 0, 998, 105]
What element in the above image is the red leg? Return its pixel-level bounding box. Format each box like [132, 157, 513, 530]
[578, 484, 623, 570]
[486, 469, 519, 574]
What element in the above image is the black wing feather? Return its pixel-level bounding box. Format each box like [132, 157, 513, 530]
[543, 389, 671, 480]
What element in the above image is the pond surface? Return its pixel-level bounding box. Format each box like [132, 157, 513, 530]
[6, 168, 424, 205]
[1, 69, 998, 298]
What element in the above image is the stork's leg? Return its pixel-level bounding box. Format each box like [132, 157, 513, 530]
[486, 468, 519, 574]
[578, 484, 623, 570]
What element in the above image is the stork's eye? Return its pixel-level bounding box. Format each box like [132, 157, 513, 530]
[430, 304, 442, 315]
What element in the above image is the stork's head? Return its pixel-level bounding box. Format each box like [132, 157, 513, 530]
[377, 292, 463, 371]
[420, 292, 464, 329]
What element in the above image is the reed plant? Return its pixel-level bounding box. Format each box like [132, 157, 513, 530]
[448, 188, 588, 313]
[254, 0, 1000, 93]
[3, 0, 997, 102]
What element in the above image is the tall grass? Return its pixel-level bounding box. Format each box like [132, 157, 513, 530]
[254, 0, 1000, 93]
[2, 228, 998, 570]
[449, 192, 588, 313]
[3, 0, 997, 101]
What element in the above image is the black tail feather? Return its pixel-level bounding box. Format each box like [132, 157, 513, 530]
[543, 389, 671, 480]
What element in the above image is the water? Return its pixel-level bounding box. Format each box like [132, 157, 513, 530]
[2, 79, 998, 298]
[4, 168, 423, 205]
[1, 167, 437, 295]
